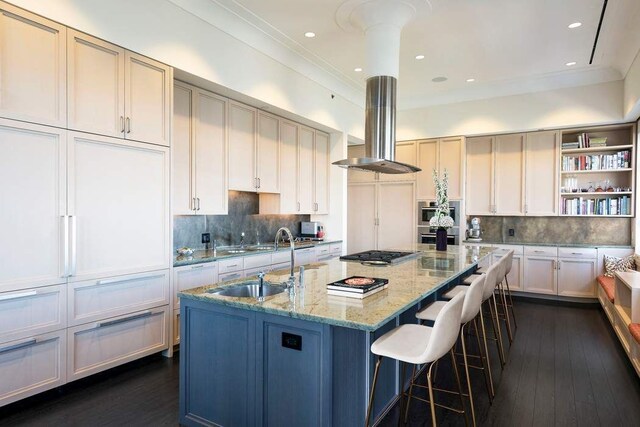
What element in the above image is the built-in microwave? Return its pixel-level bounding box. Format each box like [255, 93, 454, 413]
[418, 226, 460, 245]
[418, 200, 461, 227]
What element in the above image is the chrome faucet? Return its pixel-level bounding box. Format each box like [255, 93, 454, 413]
[274, 227, 296, 283]
[256, 230, 260, 246]
[257, 271, 266, 302]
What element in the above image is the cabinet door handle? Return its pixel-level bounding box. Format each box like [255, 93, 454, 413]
[0, 290, 37, 301]
[557, 261, 561, 270]
[192, 197, 196, 211]
[0, 338, 37, 354]
[96, 310, 153, 328]
[69, 215, 77, 277]
[126, 117, 131, 134]
[297, 202, 300, 212]
[61, 215, 69, 277]
[257, 177, 261, 188]
[197, 198, 201, 211]
[120, 116, 125, 133]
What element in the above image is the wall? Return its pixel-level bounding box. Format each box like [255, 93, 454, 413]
[397, 81, 624, 139]
[174, 192, 310, 250]
[624, 51, 640, 121]
[474, 216, 632, 246]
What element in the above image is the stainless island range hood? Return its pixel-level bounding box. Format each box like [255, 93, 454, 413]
[333, 0, 422, 174]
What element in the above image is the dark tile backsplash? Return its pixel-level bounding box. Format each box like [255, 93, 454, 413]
[467, 216, 632, 246]
[174, 191, 310, 250]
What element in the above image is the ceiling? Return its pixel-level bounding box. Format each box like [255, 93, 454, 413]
[208, 0, 640, 110]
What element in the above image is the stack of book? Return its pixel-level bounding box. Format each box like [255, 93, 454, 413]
[563, 133, 608, 149]
[589, 137, 607, 147]
[561, 195, 631, 215]
[326, 276, 388, 299]
[561, 150, 631, 171]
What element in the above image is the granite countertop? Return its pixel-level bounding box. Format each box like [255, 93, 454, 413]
[462, 240, 633, 249]
[179, 244, 493, 331]
[174, 239, 343, 267]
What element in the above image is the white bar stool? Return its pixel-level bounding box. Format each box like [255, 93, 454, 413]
[414, 273, 487, 426]
[365, 292, 465, 427]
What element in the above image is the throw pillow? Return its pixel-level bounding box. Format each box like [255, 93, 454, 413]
[634, 253, 640, 271]
[603, 254, 635, 277]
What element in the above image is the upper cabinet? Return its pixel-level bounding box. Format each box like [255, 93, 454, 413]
[347, 141, 417, 184]
[0, 2, 66, 127]
[466, 131, 558, 216]
[416, 137, 464, 200]
[172, 81, 227, 215]
[260, 124, 330, 215]
[67, 30, 171, 145]
[228, 102, 280, 193]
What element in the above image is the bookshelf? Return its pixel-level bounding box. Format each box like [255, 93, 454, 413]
[560, 123, 636, 217]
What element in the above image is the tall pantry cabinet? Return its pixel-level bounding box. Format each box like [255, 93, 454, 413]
[0, 1, 172, 407]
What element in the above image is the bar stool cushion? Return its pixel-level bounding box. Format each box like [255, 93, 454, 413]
[630, 324, 640, 345]
[462, 276, 476, 285]
[443, 285, 468, 300]
[371, 324, 433, 364]
[596, 275, 615, 302]
[416, 300, 447, 322]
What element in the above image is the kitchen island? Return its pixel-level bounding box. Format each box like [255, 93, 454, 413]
[178, 244, 493, 426]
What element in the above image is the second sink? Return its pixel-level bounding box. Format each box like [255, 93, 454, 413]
[208, 281, 287, 298]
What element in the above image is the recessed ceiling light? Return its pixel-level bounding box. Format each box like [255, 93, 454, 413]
[568, 22, 582, 29]
[466, 78, 476, 83]
[566, 61, 577, 66]
[415, 54, 425, 60]
[432, 76, 447, 83]
[354, 67, 363, 72]
[304, 32, 316, 38]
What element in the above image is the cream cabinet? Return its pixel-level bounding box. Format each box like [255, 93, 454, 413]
[466, 131, 558, 216]
[557, 248, 597, 298]
[260, 124, 330, 215]
[68, 132, 170, 282]
[256, 111, 280, 193]
[173, 81, 227, 215]
[348, 141, 417, 184]
[67, 31, 171, 145]
[347, 182, 415, 253]
[524, 131, 559, 215]
[491, 245, 523, 291]
[0, 120, 67, 293]
[173, 263, 219, 308]
[416, 137, 463, 200]
[523, 255, 557, 295]
[0, 2, 66, 127]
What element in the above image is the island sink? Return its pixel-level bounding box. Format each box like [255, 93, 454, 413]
[208, 281, 287, 298]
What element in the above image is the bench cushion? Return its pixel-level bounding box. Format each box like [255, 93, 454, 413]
[630, 324, 640, 345]
[597, 275, 615, 302]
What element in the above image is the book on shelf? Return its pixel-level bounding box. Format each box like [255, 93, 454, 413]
[561, 150, 630, 171]
[561, 195, 631, 215]
[562, 142, 580, 149]
[589, 137, 607, 147]
[327, 285, 388, 299]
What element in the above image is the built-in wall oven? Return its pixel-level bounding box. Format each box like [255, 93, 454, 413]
[417, 201, 461, 245]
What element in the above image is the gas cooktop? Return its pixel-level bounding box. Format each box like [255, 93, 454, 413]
[340, 250, 419, 265]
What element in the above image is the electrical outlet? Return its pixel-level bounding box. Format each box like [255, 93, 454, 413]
[201, 233, 211, 244]
[508, 228, 515, 237]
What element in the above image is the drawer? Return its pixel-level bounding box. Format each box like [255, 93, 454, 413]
[558, 247, 597, 259]
[67, 306, 169, 381]
[0, 330, 66, 407]
[270, 262, 291, 273]
[244, 253, 272, 270]
[492, 245, 523, 255]
[315, 246, 331, 257]
[272, 250, 291, 264]
[173, 310, 180, 346]
[218, 257, 244, 274]
[0, 285, 66, 344]
[173, 263, 218, 307]
[244, 266, 270, 278]
[218, 270, 245, 283]
[316, 252, 334, 262]
[524, 246, 557, 257]
[330, 243, 343, 255]
[69, 270, 169, 326]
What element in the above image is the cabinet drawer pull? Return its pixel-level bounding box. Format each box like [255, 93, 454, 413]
[534, 250, 545, 253]
[0, 338, 37, 354]
[226, 264, 238, 268]
[571, 252, 583, 255]
[97, 310, 153, 328]
[97, 273, 164, 286]
[0, 290, 37, 301]
[191, 265, 204, 269]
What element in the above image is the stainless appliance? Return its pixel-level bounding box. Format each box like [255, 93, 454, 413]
[417, 200, 461, 245]
[418, 200, 461, 227]
[467, 217, 482, 241]
[340, 250, 419, 266]
[301, 221, 323, 239]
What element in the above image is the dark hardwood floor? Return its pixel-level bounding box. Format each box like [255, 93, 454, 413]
[1, 301, 639, 426]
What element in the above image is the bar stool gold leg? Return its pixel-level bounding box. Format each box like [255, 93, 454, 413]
[426, 362, 437, 427]
[489, 296, 506, 367]
[365, 356, 383, 427]
[404, 364, 417, 423]
[460, 323, 476, 426]
[450, 348, 470, 427]
[474, 316, 494, 401]
[505, 276, 517, 330]
[499, 280, 514, 344]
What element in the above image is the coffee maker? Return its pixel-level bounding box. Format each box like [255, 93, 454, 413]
[467, 217, 482, 241]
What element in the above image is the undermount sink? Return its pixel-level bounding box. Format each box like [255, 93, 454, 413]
[208, 281, 287, 298]
[225, 249, 247, 254]
[249, 244, 275, 251]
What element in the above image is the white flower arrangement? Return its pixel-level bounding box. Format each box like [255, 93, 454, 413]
[429, 168, 454, 229]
